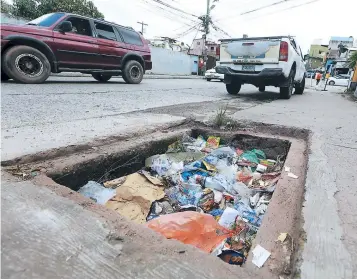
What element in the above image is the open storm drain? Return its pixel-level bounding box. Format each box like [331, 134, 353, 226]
[47, 128, 297, 269]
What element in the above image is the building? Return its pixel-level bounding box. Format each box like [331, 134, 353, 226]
[307, 43, 328, 69]
[327, 36, 354, 59]
[188, 38, 205, 56]
[149, 37, 189, 52]
[205, 41, 219, 58]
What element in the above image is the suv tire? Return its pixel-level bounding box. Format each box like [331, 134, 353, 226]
[206, 78, 211, 81]
[259, 86, 265, 92]
[2, 45, 51, 84]
[295, 76, 305, 94]
[280, 69, 295, 99]
[226, 81, 241, 95]
[122, 60, 144, 84]
[92, 73, 112, 82]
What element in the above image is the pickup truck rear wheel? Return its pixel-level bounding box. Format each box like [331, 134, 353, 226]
[226, 82, 241, 95]
[92, 73, 112, 82]
[295, 76, 305, 94]
[122, 60, 144, 84]
[2, 45, 51, 84]
[259, 86, 265, 92]
[279, 70, 295, 99]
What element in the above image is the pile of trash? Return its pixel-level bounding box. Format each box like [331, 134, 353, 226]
[78, 134, 285, 267]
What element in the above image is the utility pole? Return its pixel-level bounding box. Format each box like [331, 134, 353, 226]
[137, 21, 148, 35]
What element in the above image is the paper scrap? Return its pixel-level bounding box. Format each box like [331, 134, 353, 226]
[276, 232, 288, 242]
[284, 166, 291, 172]
[218, 207, 239, 229]
[252, 244, 271, 268]
[288, 172, 298, 179]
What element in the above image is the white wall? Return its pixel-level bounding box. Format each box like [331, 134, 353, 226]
[148, 46, 197, 75]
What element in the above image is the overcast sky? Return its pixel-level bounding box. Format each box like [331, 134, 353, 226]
[91, 0, 355, 53]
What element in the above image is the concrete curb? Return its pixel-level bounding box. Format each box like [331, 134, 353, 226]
[51, 73, 204, 80]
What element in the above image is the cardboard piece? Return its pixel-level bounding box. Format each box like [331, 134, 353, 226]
[105, 173, 165, 224]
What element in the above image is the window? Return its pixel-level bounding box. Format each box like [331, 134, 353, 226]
[95, 22, 117, 41]
[117, 27, 143, 46]
[27, 13, 65, 27]
[197, 42, 201, 45]
[63, 17, 92, 37]
[211, 46, 214, 50]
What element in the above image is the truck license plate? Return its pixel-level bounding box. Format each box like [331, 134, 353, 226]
[242, 65, 255, 71]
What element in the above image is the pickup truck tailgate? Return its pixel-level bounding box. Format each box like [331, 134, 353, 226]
[220, 38, 281, 64]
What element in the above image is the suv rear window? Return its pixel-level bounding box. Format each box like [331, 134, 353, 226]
[95, 22, 117, 41]
[117, 27, 143, 46]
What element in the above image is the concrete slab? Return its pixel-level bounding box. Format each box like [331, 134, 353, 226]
[1, 175, 241, 279]
[232, 90, 357, 278]
[1, 113, 185, 161]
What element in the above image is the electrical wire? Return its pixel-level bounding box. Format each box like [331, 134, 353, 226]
[149, 0, 199, 18]
[138, 0, 197, 25]
[241, 0, 320, 22]
[216, 0, 296, 22]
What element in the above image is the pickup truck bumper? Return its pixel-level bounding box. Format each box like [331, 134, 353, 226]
[216, 66, 289, 87]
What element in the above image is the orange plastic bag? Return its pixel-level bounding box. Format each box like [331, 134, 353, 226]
[147, 211, 232, 253]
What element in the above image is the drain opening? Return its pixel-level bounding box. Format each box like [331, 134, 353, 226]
[49, 129, 291, 267]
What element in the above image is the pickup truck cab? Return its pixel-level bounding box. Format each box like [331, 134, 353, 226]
[216, 36, 306, 99]
[1, 12, 152, 84]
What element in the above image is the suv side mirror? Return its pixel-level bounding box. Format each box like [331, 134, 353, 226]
[58, 21, 72, 33]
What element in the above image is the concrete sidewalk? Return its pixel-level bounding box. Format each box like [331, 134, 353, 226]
[52, 72, 204, 79]
[232, 90, 357, 278]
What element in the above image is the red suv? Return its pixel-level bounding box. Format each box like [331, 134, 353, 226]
[1, 12, 152, 84]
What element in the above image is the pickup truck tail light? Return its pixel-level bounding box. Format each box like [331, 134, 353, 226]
[279, 41, 288, 62]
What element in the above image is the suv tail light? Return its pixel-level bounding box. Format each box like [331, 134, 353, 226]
[279, 41, 288, 62]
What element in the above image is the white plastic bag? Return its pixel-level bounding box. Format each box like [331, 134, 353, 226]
[78, 181, 116, 205]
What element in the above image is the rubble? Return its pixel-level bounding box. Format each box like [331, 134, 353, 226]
[77, 133, 286, 266]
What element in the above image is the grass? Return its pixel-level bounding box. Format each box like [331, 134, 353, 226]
[212, 105, 239, 129]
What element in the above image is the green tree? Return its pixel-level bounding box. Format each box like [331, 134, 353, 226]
[347, 51, 357, 69]
[1, 0, 13, 14]
[11, 0, 104, 20]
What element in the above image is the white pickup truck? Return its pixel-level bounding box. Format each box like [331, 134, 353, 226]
[216, 36, 306, 99]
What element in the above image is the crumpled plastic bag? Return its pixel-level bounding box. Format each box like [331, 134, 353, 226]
[78, 181, 116, 205]
[147, 211, 232, 253]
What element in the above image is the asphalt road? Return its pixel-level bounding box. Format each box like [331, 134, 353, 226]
[1, 76, 280, 160]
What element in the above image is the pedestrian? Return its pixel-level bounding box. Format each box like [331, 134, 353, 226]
[315, 71, 322, 85]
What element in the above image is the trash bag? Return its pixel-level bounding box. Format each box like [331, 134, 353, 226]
[147, 211, 232, 253]
[78, 181, 116, 205]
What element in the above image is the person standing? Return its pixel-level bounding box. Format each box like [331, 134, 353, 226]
[315, 71, 322, 85]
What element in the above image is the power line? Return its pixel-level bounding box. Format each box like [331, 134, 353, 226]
[138, 0, 197, 25]
[216, 0, 296, 22]
[149, 0, 199, 18]
[241, 0, 320, 22]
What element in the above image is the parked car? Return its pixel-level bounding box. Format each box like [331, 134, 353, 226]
[1, 12, 152, 84]
[328, 74, 350, 86]
[205, 67, 224, 81]
[305, 70, 316, 78]
[216, 36, 306, 99]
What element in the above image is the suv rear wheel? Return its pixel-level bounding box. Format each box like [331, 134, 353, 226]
[122, 60, 144, 84]
[2, 45, 51, 84]
[259, 86, 265, 92]
[92, 73, 112, 82]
